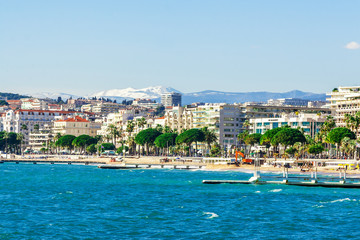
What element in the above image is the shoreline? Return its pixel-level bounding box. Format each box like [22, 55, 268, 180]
[204, 164, 360, 176]
[3, 155, 360, 176]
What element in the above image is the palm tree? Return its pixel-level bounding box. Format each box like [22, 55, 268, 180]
[16, 133, 24, 155]
[340, 137, 357, 159]
[137, 117, 147, 131]
[33, 124, 40, 133]
[202, 127, 218, 156]
[21, 124, 28, 131]
[126, 120, 135, 137]
[126, 136, 136, 155]
[344, 112, 360, 136]
[54, 133, 62, 153]
[320, 116, 336, 157]
[3, 131, 9, 154]
[106, 124, 121, 147]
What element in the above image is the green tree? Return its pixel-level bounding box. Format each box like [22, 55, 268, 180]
[259, 127, 284, 155]
[99, 143, 116, 152]
[72, 135, 97, 152]
[201, 127, 218, 155]
[86, 144, 97, 154]
[134, 128, 162, 155]
[271, 128, 306, 152]
[327, 127, 356, 158]
[56, 135, 76, 151]
[308, 144, 325, 156]
[116, 145, 129, 154]
[176, 129, 205, 156]
[154, 132, 178, 155]
[244, 133, 262, 146]
[327, 127, 356, 145]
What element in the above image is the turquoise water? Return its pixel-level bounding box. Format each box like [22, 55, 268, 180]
[1, 164, 360, 239]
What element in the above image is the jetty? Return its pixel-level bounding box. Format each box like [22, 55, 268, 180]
[0, 158, 108, 165]
[98, 162, 206, 170]
[203, 159, 360, 189]
[0, 155, 206, 170]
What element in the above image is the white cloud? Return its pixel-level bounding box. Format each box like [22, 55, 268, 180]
[345, 41, 360, 50]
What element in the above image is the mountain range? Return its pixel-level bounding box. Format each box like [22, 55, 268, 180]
[30, 86, 327, 105]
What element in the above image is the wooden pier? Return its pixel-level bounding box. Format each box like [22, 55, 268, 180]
[0, 159, 108, 165]
[98, 163, 205, 170]
[203, 158, 360, 189]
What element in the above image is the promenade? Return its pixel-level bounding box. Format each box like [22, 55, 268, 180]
[1, 154, 359, 175]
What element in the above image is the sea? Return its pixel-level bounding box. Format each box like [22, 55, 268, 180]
[1, 163, 360, 239]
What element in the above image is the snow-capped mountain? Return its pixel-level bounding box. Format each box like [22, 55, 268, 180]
[30, 92, 80, 100]
[182, 90, 326, 104]
[89, 86, 181, 99]
[27, 86, 327, 104]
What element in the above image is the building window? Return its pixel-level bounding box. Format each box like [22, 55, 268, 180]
[302, 122, 310, 126]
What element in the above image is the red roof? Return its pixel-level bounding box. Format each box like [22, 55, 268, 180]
[157, 116, 165, 119]
[6, 100, 21, 104]
[15, 109, 76, 114]
[56, 116, 89, 123]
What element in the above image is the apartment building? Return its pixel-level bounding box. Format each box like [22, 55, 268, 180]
[250, 113, 328, 137]
[97, 109, 148, 144]
[81, 102, 123, 115]
[161, 92, 182, 107]
[326, 86, 360, 128]
[1, 109, 75, 146]
[53, 116, 101, 137]
[267, 98, 310, 106]
[21, 98, 48, 110]
[28, 124, 53, 151]
[163, 106, 194, 132]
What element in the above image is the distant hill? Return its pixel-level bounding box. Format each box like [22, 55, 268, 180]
[26, 86, 327, 105]
[30, 92, 80, 100]
[181, 90, 326, 104]
[88, 86, 326, 104]
[0, 92, 30, 100]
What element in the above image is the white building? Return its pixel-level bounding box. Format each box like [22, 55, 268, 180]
[326, 86, 360, 128]
[28, 124, 53, 151]
[53, 116, 101, 137]
[267, 98, 310, 106]
[250, 113, 328, 137]
[161, 92, 182, 107]
[1, 109, 76, 146]
[21, 98, 48, 110]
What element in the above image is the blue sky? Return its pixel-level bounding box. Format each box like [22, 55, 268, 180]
[1, 0, 359, 95]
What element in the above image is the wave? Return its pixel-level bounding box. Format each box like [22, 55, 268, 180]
[203, 212, 219, 219]
[320, 198, 356, 204]
[269, 189, 282, 193]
